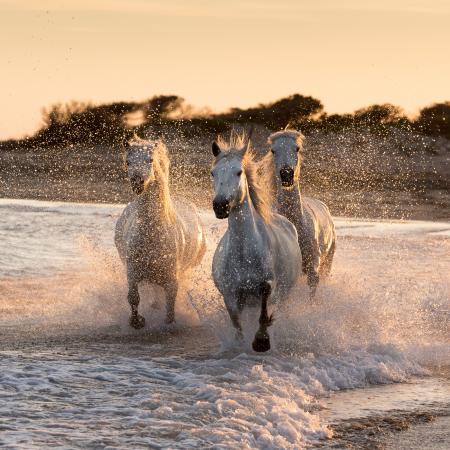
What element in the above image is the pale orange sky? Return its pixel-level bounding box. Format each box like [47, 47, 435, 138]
[1, 0, 449, 139]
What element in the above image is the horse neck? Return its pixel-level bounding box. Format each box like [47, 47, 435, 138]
[228, 185, 260, 240]
[276, 170, 304, 218]
[137, 177, 171, 224]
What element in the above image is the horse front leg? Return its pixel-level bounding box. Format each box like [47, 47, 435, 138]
[164, 282, 178, 324]
[300, 239, 320, 299]
[224, 293, 244, 341]
[252, 281, 273, 352]
[304, 251, 320, 300]
[128, 275, 145, 329]
[307, 269, 319, 300]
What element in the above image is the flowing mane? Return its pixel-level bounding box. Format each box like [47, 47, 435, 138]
[215, 132, 274, 223]
[128, 136, 176, 223]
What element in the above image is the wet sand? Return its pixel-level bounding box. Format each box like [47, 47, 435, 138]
[320, 369, 450, 449]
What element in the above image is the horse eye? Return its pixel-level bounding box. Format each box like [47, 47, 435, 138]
[271, 148, 275, 154]
[295, 146, 300, 153]
[237, 170, 242, 176]
[210, 171, 214, 178]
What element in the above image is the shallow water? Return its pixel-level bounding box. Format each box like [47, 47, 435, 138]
[0, 199, 449, 448]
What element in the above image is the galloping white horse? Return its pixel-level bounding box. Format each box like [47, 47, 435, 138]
[115, 136, 206, 328]
[211, 134, 302, 352]
[266, 130, 336, 296]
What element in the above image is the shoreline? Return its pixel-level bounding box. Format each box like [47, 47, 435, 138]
[2, 196, 450, 228]
[320, 367, 450, 448]
[2, 193, 448, 225]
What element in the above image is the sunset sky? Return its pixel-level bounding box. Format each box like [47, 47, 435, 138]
[1, 0, 449, 139]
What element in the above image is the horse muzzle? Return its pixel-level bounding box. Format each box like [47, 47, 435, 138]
[279, 167, 294, 188]
[213, 199, 230, 219]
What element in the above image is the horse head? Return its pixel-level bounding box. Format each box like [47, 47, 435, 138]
[210, 141, 248, 219]
[268, 130, 304, 190]
[123, 138, 159, 195]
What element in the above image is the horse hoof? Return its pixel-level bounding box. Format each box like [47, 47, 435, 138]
[130, 314, 145, 329]
[252, 335, 271, 353]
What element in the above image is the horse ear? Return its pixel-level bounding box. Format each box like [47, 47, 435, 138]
[212, 141, 221, 157]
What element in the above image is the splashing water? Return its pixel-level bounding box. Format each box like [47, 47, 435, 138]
[0, 199, 448, 448]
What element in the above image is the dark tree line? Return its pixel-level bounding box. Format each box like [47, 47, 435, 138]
[2, 94, 450, 150]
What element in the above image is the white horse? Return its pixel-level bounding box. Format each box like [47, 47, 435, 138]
[115, 136, 206, 328]
[266, 130, 336, 297]
[211, 134, 302, 352]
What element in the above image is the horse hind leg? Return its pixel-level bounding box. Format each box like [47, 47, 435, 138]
[128, 278, 145, 329]
[307, 269, 320, 299]
[320, 240, 336, 279]
[304, 254, 320, 299]
[252, 281, 273, 353]
[301, 246, 320, 299]
[164, 282, 178, 324]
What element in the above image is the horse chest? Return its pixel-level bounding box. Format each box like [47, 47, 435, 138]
[127, 225, 177, 276]
[222, 244, 268, 288]
[279, 203, 300, 229]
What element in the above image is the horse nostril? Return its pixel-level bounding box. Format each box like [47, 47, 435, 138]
[213, 198, 230, 218]
[213, 199, 228, 210]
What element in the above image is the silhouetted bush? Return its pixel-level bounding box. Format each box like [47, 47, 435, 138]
[2, 94, 449, 151]
[33, 101, 140, 147]
[353, 104, 406, 126]
[224, 94, 323, 129]
[415, 102, 450, 139]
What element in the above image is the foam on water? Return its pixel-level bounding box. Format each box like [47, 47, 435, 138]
[0, 199, 449, 448]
